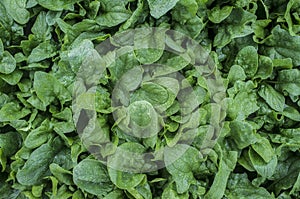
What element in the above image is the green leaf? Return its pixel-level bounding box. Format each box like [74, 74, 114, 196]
[73, 159, 114, 196]
[128, 101, 155, 126]
[276, 69, 300, 96]
[0, 131, 20, 157]
[264, 26, 300, 66]
[0, 102, 31, 122]
[258, 84, 285, 112]
[0, 39, 3, 58]
[171, 0, 198, 21]
[0, 70, 23, 85]
[254, 55, 273, 80]
[147, 0, 180, 19]
[33, 71, 71, 106]
[249, 147, 277, 178]
[173, 16, 204, 39]
[107, 143, 147, 189]
[16, 139, 63, 185]
[36, 0, 80, 11]
[227, 81, 259, 120]
[234, 46, 258, 78]
[134, 28, 165, 64]
[165, 145, 202, 193]
[227, 65, 246, 84]
[208, 6, 233, 23]
[282, 106, 300, 121]
[0, 51, 16, 74]
[126, 181, 152, 199]
[24, 119, 52, 149]
[28, 41, 57, 63]
[284, 0, 298, 36]
[253, 19, 271, 40]
[251, 137, 275, 163]
[272, 58, 293, 69]
[50, 163, 73, 185]
[204, 151, 237, 199]
[0, 1, 13, 30]
[0, 132, 21, 170]
[229, 120, 259, 149]
[95, 0, 131, 27]
[226, 173, 273, 199]
[162, 183, 189, 199]
[103, 190, 124, 199]
[31, 11, 51, 40]
[132, 82, 168, 105]
[213, 8, 256, 47]
[3, 0, 30, 24]
[121, 0, 147, 30]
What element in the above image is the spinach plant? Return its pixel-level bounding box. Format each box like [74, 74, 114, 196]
[0, 0, 299, 198]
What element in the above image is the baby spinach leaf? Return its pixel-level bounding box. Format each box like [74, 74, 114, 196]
[28, 41, 57, 63]
[226, 173, 273, 199]
[107, 143, 147, 189]
[0, 132, 21, 171]
[264, 26, 300, 66]
[73, 159, 114, 196]
[0, 51, 16, 74]
[171, 0, 198, 21]
[95, 0, 131, 27]
[227, 81, 259, 120]
[208, 6, 233, 24]
[165, 145, 202, 193]
[213, 8, 256, 47]
[204, 151, 237, 199]
[147, 0, 180, 19]
[276, 69, 300, 96]
[33, 71, 71, 106]
[234, 46, 258, 78]
[227, 65, 246, 84]
[162, 182, 189, 199]
[248, 147, 277, 178]
[282, 106, 300, 121]
[229, 120, 259, 149]
[3, 0, 30, 25]
[36, 0, 80, 11]
[31, 11, 51, 40]
[0, 102, 31, 122]
[16, 139, 63, 186]
[134, 28, 165, 64]
[24, 119, 52, 149]
[49, 163, 73, 185]
[258, 84, 285, 112]
[0, 70, 23, 85]
[254, 55, 273, 80]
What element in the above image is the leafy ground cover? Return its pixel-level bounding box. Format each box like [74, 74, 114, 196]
[0, 0, 300, 198]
